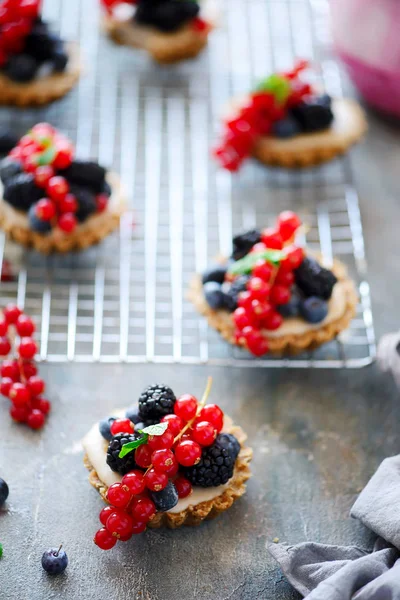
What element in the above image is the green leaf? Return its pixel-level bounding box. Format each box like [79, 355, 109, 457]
[37, 146, 56, 166]
[141, 422, 168, 437]
[228, 250, 284, 276]
[118, 434, 148, 459]
[254, 74, 291, 104]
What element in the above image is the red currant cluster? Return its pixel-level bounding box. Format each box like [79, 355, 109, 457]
[100, 0, 136, 14]
[213, 60, 312, 171]
[94, 386, 224, 550]
[9, 123, 108, 234]
[0, 0, 41, 68]
[231, 211, 304, 356]
[0, 304, 50, 430]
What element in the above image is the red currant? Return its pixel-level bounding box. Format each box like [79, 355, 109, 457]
[163, 460, 179, 477]
[237, 291, 253, 311]
[130, 521, 147, 535]
[252, 260, 273, 282]
[161, 414, 183, 436]
[198, 405, 224, 432]
[96, 194, 108, 213]
[10, 404, 30, 423]
[21, 360, 37, 379]
[31, 397, 51, 415]
[53, 143, 74, 170]
[233, 307, 254, 330]
[192, 421, 217, 446]
[135, 444, 153, 469]
[1, 377, 13, 397]
[247, 277, 271, 301]
[151, 449, 177, 473]
[35, 198, 56, 221]
[106, 511, 134, 539]
[270, 285, 291, 306]
[250, 242, 267, 254]
[3, 304, 21, 324]
[27, 376, 45, 397]
[34, 165, 54, 189]
[58, 213, 77, 233]
[275, 269, 294, 287]
[121, 470, 145, 495]
[249, 299, 272, 321]
[18, 337, 37, 359]
[94, 528, 117, 550]
[144, 468, 168, 492]
[246, 333, 269, 357]
[0, 359, 19, 380]
[261, 228, 283, 250]
[19, 0, 40, 19]
[0, 317, 8, 336]
[58, 193, 78, 214]
[0, 337, 11, 356]
[281, 246, 304, 271]
[99, 505, 115, 526]
[15, 314, 35, 337]
[174, 394, 198, 422]
[110, 418, 134, 436]
[174, 477, 193, 499]
[277, 211, 301, 241]
[263, 311, 283, 330]
[130, 497, 156, 523]
[106, 483, 132, 509]
[175, 440, 202, 467]
[46, 176, 69, 202]
[27, 409, 45, 430]
[9, 382, 31, 406]
[147, 429, 174, 450]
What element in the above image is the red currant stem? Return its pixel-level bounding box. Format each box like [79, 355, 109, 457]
[17, 357, 27, 384]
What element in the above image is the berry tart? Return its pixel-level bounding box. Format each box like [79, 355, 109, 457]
[100, 0, 215, 64]
[0, 0, 80, 107]
[83, 379, 252, 548]
[188, 211, 358, 356]
[0, 123, 126, 253]
[213, 60, 367, 171]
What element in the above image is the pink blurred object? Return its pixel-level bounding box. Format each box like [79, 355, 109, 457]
[331, 0, 400, 118]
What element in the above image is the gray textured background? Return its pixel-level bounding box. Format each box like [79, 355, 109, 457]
[1, 2, 400, 599]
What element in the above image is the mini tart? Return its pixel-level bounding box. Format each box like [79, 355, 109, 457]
[251, 98, 367, 168]
[83, 416, 252, 529]
[189, 257, 358, 356]
[103, 1, 216, 64]
[0, 172, 126, 254]
[0, 43, 81, 107]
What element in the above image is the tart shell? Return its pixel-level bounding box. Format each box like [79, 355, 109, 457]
[251, 98, 367, 168]
[188, 258, 358, 356]
[84, 422, 253, 529]
[0, 172, 126, 254]
[0, 43, 81, 107]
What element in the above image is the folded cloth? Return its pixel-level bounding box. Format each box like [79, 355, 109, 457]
[268, 455, 400, 599]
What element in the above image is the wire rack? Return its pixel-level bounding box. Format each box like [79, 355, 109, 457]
[0, 0, 376, 367]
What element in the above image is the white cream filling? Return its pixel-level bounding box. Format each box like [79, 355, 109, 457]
[82, 411, 233, 514]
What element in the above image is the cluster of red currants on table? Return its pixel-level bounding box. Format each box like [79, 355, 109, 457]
[231, 211, 304, 356]
[213, 60, 312, 172]
[95, 389, 224, 550]
[0, 0, 41, 68]
[0, 304, 51, 430]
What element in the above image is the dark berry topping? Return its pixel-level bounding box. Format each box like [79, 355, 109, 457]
[0, 157, 22, 183]
[138, 384, 176, 422]
[294, 256, 337, 300]
[125, 405, 141, 424]
[135, 0, 200, 33]
[277, 288, 302, 318]
[3, 173, 43, 212]
[61, 160, 107, 194]
[201, 264, 227, 285]
[232, 229, 261, 261]
[203, 282, 233, 311]
[183, 433, 240, 488]
[106, 432, 144, 475]
[149, 481, 179, 512]
[99, 416, 117, 441]
[272, 115, 301, 138]
[28, 204, 52, 234]
[0, 478, 9, 507]
[291, 95, 334, 133]
[0, 131, 19, 157]
[5, 55, 39, 83]
[299, 296, 328, 324]
[70, 185, 97, 222]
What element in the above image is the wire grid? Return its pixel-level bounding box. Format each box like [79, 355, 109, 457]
[0, 0, 376, 367]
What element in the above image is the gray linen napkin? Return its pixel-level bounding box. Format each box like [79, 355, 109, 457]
[268, 455, 400, 599]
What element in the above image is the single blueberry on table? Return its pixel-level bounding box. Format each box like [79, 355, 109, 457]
[41, 546, 68, 575]
[0, 478, 9, 507]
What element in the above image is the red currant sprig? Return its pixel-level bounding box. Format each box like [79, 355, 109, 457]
[0, 304, 51, 430]
[0, 0, 41, 68]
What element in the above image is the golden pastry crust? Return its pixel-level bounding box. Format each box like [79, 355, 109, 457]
[84, 422, 252, 529]
[103, 16, 211, 64]
[0, 172, 126, 254]
[188, 258, 358, 356]
[251, 99, 367, 168]
[0, 43, 81, 107]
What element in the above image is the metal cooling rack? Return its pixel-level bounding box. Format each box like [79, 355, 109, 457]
[0, 0, 376, 367]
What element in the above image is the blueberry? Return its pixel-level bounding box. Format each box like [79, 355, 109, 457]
[28, 204, 52, 234]
[52, 46, 68, 72]
[5, 54, 39, 83]
[149, 481, 179, 512]
[41, 547, 68, 575]
[291, 100, 334, 133]
[300, 296, 328, 324]
[202, 264, 227, 285]
[217, 433, 240, 461]
[98, 416, 116, 441]
[0, 131, 19, 157]
[203, 282, 231, 311]
[0, 157, 22, 184]
[125, 405, 141, 424]
[277, 289, 302, 318]
[272, 116, 301, 138]
[134, 422, 145, 431]
[0, 478, 9, 507]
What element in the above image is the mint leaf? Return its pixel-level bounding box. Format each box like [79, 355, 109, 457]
[118, 434, 148, 458]
[254, 74, 291, 104]
[37, 147, 56, 166]
[141, 422, 168, 437]
[228, 250, 284, 276]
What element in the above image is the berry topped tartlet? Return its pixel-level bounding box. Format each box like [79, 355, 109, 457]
[0, 123, 126, 253]
[0, 0, 80, 106]
[83, 379, 252, 549]
[101, 0, 215, 64]
[189, 212, 358, 356]
[213, 61, 367, 171]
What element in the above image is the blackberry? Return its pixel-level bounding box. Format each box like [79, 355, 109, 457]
[0, 157, 22, 183]
[5, 55, 39, 83]
[138, 384, 176, 422]
[291, 96, 334, 133]
[4, 173, 43, 212]
[0, 131, 19, 157]
[203, 282, 234, 312]
[217, 433, 241, 461]
[61, 160, 106, 194]
[106, 432, 144, 475]
[70, 185, 97, 222]
[232, 229, 261, 261]
[183, 433, 239, 488]
[225, 275, 251, 309]
[135, 0, 200, 33]
[202, 264, 227, 285]
[294, 257, 337, 300]
[24, 20, 59, 62]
